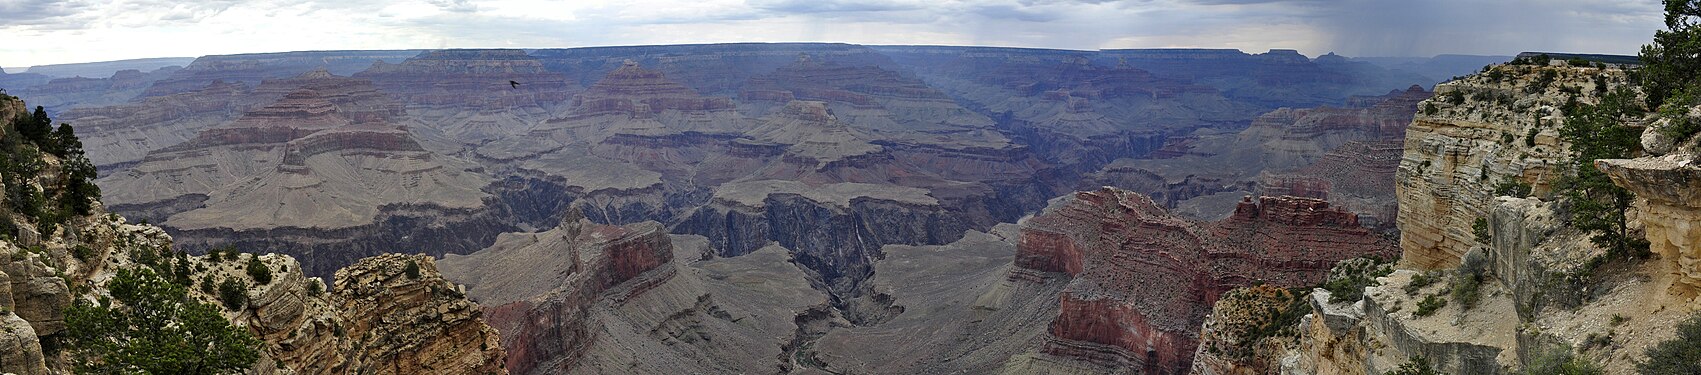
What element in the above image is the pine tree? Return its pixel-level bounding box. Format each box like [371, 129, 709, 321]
[63, 268, 261, 374]
[1557, 88, 1649, 259]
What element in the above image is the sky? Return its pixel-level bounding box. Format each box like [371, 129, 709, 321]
[0, 0, 1669, 68]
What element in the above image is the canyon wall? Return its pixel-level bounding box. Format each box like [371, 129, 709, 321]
[1008, 188, 1397, 373]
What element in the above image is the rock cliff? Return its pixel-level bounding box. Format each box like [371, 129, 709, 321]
[356, 49, 576, 141]
[97, 71, 494, 277]
[0, 93, 505, 375]
[1223, 61, 1701, 375]
[1010, 188, 1396, 373]
[1397, 63, 1625, 269]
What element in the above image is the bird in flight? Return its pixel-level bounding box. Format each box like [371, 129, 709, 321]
[510, 80, 521, 89]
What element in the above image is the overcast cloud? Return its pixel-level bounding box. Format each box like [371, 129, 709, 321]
[0, 0, 1666, 68]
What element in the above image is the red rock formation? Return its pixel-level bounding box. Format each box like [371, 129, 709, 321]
[1263, 139, 1406, 225]
[1013, 188, 1396, 373]
[438, 219, 675, 375]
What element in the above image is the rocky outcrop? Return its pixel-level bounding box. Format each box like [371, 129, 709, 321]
[675, 182, 971, 320]
[1190, 285, 1300, 375]
[1599, 153, 1701, 301]
[1267, 61, 1701, 375]
[1013, 188, 1397, 373]
[0, 309, 49, 375]
[324, 254, 507, 375]
[1397, 64, 1625, 269]
[438, 217, 674, 374]
[0, 251, 70, 337]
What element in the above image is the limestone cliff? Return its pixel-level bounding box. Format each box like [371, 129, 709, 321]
[1599, 152, 1701, 303]
[1218, 61, 1701, 375]
[1397, 63, 1627, 269]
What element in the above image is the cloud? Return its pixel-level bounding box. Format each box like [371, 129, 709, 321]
[0, 0, 1670, 67]
[971, 4, 1061, 22]
[0, 0, 87, 26]
[426, 0, 478, 13]
[747, 0, 920, 14]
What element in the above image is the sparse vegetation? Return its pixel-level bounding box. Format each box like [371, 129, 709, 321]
[246, 255, 273, 285]
[1414, 293, 1447, 317]
[1322, 256, 1393, 304]
[62, 268, 260, 374]
[1473, 217, 1492, 244]
[405, 259, 421, 280]
[217, 277, 248, 311]
[1494, 179, 1534, 198]
[1525, 345, 1604, 375]
[199, 274, 215, 295]
[1450, 249, 1488, 311]
[1384, 355, 1443, 375]
[1405, 271, 1439, 295]
[72, 244, 93, 261]
[1557, 87, 1650, 260]
[1637, 312, 1701, 374]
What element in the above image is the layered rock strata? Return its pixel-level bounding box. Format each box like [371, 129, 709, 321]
[356, 49, 575, 140]
[440, 218, 675, 374]
[97, 71, 492, 276]
[1011, 188, 1397, 373]
[1397, 64, 1626, 269]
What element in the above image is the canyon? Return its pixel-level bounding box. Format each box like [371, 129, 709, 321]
[0, 44, 1488, 374]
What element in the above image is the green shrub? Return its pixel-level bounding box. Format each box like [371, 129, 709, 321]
[405, 259, 421, 280]
[1385, 356, 1442, 375]
[1451, 249, 1489, 310]
[1558, 87, 1651, 260]
[1322, 257, 1394, 303]
[1494, 179, 1534, 197]
[62, 268, 260, 374]
[246, 256, 272, 285]
[217, 278, 247, 311]
[1414, 294, 1447, 317]
[306, 279, 323, 297]
[1473, 217, 1492, 244]
[1638, 313, 1701, 374]
[72, 244, 93, 261]
[1525, 346, 1604, 375]
[1405, 271, 1439, 295]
